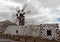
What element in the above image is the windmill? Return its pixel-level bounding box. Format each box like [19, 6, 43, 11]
[16, 4, 31, 25]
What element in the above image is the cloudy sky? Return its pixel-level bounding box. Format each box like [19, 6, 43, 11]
[0, 0, 60, 25]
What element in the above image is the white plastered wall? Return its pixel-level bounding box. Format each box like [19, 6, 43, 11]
[3, 25, 40, 37]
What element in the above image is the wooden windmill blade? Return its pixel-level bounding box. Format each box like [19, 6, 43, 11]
[25, 10, 31, 14]
[15, 6, 20, 12]
[18, 10, 20, 13]
[16, 10, 20, 16]
[21, 4, 27, 12]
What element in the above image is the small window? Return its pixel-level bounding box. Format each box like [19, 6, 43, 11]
[16, 30, 18, 33]
[47, 30, 52, 36]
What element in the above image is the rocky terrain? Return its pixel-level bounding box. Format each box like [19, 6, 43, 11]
[0, 20, 17, 28]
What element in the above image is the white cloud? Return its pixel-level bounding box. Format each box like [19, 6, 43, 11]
[0, 0, 60, 25]
[0, 0, 23, 22]
[0, 17, 6, 21]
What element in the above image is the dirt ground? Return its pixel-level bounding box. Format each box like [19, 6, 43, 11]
[12, 38, 60, 42]
[0, 34, 60, 42]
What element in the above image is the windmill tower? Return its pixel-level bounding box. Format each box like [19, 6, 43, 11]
[16, 4, 31, 25]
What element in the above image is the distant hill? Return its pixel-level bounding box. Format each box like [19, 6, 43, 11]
[0, 20, 17, 28]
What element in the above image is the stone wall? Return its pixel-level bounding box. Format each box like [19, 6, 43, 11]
[3, 24, 60, 41]
[40, 24, 59, 40]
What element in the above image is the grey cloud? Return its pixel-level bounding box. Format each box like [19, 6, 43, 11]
[10, 0, 27, 4]
[0, 0, 60, 25]
[0, 12, 11, 19]
[38, 0, 60, 8]
[50, 9, 60, 14]
[10, 0, 60, 8]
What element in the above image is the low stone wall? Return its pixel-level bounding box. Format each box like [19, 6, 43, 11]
[0, 34, 60, 42]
